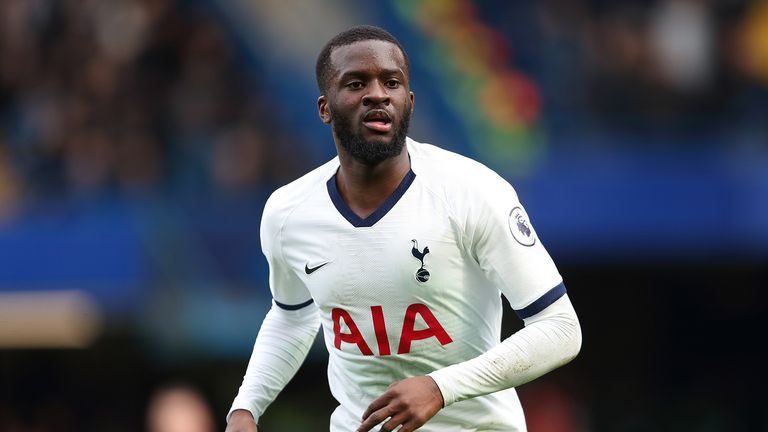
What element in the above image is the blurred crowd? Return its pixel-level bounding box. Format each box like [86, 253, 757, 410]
[2, 0, 767, 218]
[495, 0, 768, 136]
[0, 0, 307, 219]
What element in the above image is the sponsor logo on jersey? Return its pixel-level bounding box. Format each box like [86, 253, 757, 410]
[508, 206, 536, 247]
[410, 239, 430, 282]
[332, 304, 452, 355]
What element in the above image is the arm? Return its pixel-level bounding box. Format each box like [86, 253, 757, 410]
[227, 190, 321, 429]
[429, 293, 581, 404]
[430, 165, 582, 403]
[357, 295, 581, 432]
[359, 166, 580, 432]
[226, 302, 321, 430]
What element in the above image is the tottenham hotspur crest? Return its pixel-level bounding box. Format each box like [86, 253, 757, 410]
[411, 239, 430, 283]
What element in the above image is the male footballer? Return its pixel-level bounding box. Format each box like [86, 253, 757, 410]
[226, 25, 581, 432]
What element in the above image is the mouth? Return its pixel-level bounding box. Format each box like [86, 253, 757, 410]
[362, 109, 392, 133]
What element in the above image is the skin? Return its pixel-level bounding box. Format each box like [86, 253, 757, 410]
[318, 39, 414, 219]
[226, 410, 257, 432]
[226, 39, 443, 432]
[357, 376, 444, 432]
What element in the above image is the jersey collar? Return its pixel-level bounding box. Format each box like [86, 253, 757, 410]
[326, 168, 416, 228]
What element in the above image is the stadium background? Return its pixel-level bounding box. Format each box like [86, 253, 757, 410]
[1, 0, 766, 430]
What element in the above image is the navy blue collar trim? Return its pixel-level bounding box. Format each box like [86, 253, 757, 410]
[327, 169, 416, 228]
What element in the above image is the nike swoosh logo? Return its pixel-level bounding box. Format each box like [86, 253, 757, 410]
[305, 261, 331, 275]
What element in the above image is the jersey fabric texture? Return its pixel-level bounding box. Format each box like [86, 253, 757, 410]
[242, 138, 565, 431]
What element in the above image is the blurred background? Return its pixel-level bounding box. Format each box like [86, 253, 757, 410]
[1, 0, 766, 430]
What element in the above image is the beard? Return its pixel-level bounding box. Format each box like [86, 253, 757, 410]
[330, 105, 411, 165]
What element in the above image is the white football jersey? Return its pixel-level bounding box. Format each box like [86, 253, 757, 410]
[262, 137, 565, 431]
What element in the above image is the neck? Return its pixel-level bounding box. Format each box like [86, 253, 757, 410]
[335, 147, 410, 219]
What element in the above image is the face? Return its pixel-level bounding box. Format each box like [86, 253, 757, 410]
[318, 40, 414, 165]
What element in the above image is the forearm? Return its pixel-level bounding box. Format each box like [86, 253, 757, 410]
[428, 294, 581, 406]
[228, 303, 321, 423]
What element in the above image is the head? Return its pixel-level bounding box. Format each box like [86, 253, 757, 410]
[316, 25, 414, 165]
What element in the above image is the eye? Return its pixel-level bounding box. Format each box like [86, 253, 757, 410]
[385, 79, 400, 88]
[346, 81, 364, 90]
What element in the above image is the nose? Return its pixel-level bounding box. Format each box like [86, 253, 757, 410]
[362, 80, 390, 106]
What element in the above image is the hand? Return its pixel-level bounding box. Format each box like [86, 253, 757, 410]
[357, 376, 444, 432]
[225, 409, 258, 432]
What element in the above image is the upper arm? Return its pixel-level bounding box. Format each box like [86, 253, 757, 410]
[260, 195, 313, 308]
[462, 169, 564, 316]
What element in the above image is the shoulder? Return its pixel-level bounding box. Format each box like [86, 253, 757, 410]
[407, 137, 517, 198]
[262, 157, 339, 231]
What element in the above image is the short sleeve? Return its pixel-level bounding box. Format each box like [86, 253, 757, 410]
[261, 193, 313, 309]
[463, 169, 564, 318]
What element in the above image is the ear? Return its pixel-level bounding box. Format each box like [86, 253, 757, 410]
[318, 95, 331, 124]
[409, 91, 415, 114]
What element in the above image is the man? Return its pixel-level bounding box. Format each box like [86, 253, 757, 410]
[227, 25, 581, 432]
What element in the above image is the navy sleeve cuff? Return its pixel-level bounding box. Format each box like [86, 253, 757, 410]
[514, 283, 567, 319]
[274, 298, 314, 311]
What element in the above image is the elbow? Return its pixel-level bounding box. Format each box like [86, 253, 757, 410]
[563, 316, 582, 365]
[556, 299, 582, 365]
[570, 323, 583, 363]
[547, 310, 582, 367]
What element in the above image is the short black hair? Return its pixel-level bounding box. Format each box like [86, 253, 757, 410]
[315, 25, 410, 94]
